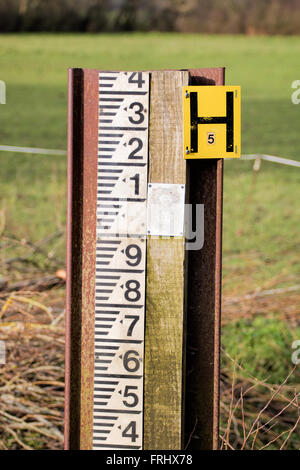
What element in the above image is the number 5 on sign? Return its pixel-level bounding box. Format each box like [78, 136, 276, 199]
[183, 85, 241, 159]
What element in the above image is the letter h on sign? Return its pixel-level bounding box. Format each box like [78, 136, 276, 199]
[190, 91, 233, 153]
[183, 85, 241, 159]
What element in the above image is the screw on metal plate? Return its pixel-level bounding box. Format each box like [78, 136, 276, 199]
[185, 90, 189, 98]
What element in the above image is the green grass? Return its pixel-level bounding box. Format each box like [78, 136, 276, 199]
[1, 33, 300, 150]
[222, 316, 300, 384]
[0, 33, 300, 288]
[221, 315, 300, 450]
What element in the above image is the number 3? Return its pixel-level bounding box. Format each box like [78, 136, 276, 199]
[128, 102, 144, 125]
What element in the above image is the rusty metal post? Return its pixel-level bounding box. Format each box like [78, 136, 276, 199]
[184, 68, 225, 450]
[65, 68, 98, 449]
[65, 68, 83, 450]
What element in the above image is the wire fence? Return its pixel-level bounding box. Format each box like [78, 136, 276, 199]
[0, 145, 66, 156]
[1, 144, 300, 169]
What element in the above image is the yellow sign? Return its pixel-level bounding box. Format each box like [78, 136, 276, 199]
[183, 86, 241, 159]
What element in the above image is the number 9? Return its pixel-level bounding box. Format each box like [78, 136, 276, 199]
[125, 244, 142, 266]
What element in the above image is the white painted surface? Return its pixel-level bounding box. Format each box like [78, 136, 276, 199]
[93, 71, 149, 450]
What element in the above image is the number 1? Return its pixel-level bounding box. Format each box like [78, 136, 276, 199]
[130, 173, 140, 195]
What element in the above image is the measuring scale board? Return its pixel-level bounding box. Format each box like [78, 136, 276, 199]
[93, 71, 149, 450]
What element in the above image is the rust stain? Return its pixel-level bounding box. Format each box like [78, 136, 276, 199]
[184, 68, 224, 450]
[65, 68, 83, 450]
[79, 69, 98, 450]
[65, 69, 98, 450]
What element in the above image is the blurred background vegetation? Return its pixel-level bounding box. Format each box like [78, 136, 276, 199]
[1, 0, 300, 35]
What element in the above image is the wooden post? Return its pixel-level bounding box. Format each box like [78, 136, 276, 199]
[143, 70, 189, 449]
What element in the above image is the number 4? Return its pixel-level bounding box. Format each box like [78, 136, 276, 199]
[128, 72, 145, 88]
[122, 421, 139, 442]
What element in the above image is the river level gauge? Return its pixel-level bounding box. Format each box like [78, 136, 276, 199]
[65, 67, 238, 450]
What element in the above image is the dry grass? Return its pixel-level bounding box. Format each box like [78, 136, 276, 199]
[0, 232, 65, 450]
[0, 287, 65, 450]
[220, 270, 300, 450]
[0, 235, 299, 450]
[220, 353, 300, 450]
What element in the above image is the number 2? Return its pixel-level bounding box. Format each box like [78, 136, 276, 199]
[128, 137, 143, 160]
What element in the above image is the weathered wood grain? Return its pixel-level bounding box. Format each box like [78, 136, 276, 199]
[143, 70, 189, 450]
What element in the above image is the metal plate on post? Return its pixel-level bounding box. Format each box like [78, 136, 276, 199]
[147, 183, 186, 237]
[183, 85, 241, 159]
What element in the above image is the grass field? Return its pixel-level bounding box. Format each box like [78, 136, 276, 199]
[1, 33, 300, 288]
[0, 33, 299, 449]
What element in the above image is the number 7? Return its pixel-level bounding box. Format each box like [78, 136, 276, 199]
[124, 315, 139, 336]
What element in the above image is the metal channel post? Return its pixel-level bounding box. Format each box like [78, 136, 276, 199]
[65, 69, 98, 449]
[184, 68, 225, 450]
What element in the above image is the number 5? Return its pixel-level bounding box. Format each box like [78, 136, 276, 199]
[123, 386, 139, 407]
[207, 132, 215, 145]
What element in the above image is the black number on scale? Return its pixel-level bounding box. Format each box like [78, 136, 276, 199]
[122, 421, 139, 442]
[123, 350, 140, 372]
[125, 280, 141, 302]
[128, 102, 144, 125]
[122, 385, 139, 407]
[207, 132, 215, 145]
[129, 173, 140, 195]
[128, 72, 145, 88]
[128, 138, 143, 159]
[125, 244, 142, 267]
[124, 315, 139, 336]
